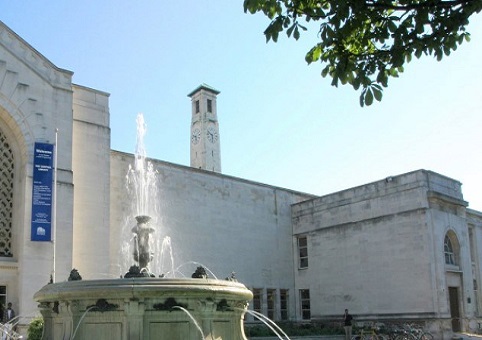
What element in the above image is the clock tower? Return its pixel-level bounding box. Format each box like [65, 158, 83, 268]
[188, 84, 222, 172]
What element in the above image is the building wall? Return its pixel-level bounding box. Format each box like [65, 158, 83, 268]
[0, 21, 75, 319]
[72, 84, 111, 278]
[292, 170, 474, 323]
[110, 151, 313, 319]
[467, 210, 482, 317]
[428, 193, 473, 317]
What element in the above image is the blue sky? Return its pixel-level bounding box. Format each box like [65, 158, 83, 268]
[2, 1, 481, 209]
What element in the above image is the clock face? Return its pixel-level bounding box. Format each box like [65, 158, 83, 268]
[206, 126, 218, 143]
[191, 128, 201, 144]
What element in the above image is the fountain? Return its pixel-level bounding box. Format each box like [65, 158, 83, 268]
[33, 113, 253, 339]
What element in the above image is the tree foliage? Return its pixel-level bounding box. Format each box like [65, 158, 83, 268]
[244, 0, 481, 106]
[27, 317, 44, 340]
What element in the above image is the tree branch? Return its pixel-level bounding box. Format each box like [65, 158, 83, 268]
[365, 0, 473, 11]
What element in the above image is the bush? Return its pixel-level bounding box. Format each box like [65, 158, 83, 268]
[27, 317, 43, 340]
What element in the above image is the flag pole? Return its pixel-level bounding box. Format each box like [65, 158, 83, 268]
[52, 128, 58, 283]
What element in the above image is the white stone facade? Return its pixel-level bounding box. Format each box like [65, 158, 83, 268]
[72, 84, 111, 278]
[1, 20, 482, 337]
[292, 170, 482, 334]
[0, 21, 74, 322]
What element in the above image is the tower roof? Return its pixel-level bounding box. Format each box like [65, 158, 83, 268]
[187, 83, 220, 97]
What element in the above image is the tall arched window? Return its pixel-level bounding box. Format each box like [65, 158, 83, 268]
[444, 232, 459, 266]
[0, 128, 14, 257]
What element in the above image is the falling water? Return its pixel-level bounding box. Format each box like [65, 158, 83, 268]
[159, 236, 175, 277]
[236, 308, 290, 340]
[71, 306, 96, 340]
[172, 306, 206, 340]
[0, 313, 29, 340]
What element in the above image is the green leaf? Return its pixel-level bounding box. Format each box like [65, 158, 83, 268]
[388, 21, 398, 33]
[353, 76, 361, 90]
[287, 24, 295, 38]
[373, 87, 383, 102]
[294, 26, 300, 40]
[360, 87, 367, 107]
[321, 66, 330, 78]
[365, 88, 374, 106]
[306, 45, 322, 63]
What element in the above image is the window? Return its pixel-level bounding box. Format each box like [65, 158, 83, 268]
[252, 288, 262, 315]
[0, 129, 14, 257]
[0, 286, 6, 316]
[267, 289, 276, 320]
[444, 233, 457, 265]
[280, 289, 289, 320]
[299, 289, 311, 320]
[298, 236, 308, 268]
[469, 227, 476, 262]
[195, 100, 200, 113]
[207, 99, 212, 112]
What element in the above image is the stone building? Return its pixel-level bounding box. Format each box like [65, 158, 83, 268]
[1, 20, 481, 336]
[292, 171, 482, 333]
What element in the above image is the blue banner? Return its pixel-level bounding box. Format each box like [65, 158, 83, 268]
[31, 142, 54, 241]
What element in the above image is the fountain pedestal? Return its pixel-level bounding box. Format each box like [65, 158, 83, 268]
[34, 278, 253, 340]
[131, 215, 155, 272]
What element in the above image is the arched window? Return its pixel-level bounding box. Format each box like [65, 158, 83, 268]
[444, 232, 459, 266]
[0, 128, 14, 257]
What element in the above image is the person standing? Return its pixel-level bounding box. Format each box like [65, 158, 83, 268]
[343, 308, 353, 340]
[1, 302, 15, 340]
[2, 302, 15, 323]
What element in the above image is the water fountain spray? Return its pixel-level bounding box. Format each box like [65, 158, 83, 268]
[124, 113, 159, 276]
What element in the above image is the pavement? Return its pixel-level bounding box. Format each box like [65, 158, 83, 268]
[454, 333, 482, 339]
[249, 334, 482, 340]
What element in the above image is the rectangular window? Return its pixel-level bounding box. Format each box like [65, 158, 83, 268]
[267, 289, 276, 320]
[280, 289, 289, 320]
[0, 286, 6, 314]
[469, 227, 476, 262]
[207, 99, 212, 112]
[195, 100, 200, 113]
[300, 289, 311, 320]
[252, 288, 262, 315]
[298, 236, 308, 269]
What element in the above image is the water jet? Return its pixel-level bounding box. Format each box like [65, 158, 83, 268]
[34, 113, 253, 339]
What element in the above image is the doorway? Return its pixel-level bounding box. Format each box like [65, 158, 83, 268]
[449, 287, 461, 332]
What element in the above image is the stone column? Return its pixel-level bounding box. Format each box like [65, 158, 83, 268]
[38, 302, 54, 340]
[67, 301, 82, 339]
[125, 299, 145, 340]
[198, 298, 216, 339]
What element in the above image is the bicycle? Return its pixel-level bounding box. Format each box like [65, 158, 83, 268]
[394, 323, 434, 340]
[351, 327, 389, 340]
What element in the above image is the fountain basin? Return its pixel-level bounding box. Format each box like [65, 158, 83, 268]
[34, 278, 253, 340]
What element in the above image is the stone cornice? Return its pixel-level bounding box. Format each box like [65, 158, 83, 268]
[293, 207, 428, 234]
[467, 208, 482, 225]
[0, 21, 73, 91]
[0, 260, 18, 270]
[427, 190, 468, 207]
